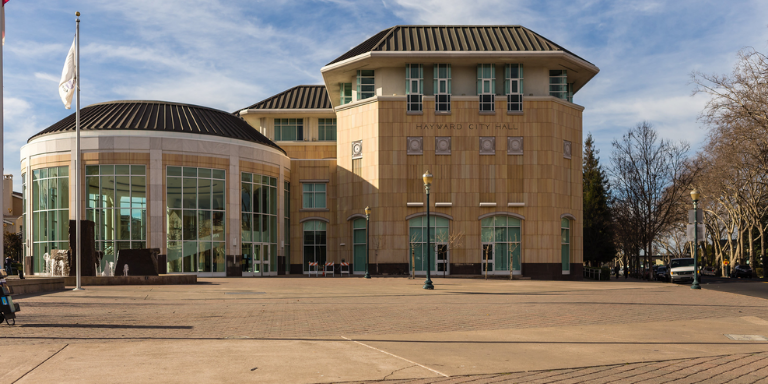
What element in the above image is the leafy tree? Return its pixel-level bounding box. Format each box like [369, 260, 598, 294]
[4, 232, 22, 263]
[582, 133, 616, 266]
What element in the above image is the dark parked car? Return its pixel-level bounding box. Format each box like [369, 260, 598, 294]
[701, 266, 717, 276]
[655, 266, 668, 281]
[730, 264, 753, 279]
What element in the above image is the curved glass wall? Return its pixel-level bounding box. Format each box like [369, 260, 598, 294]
[22, 173, 26, 262]
[86, 165, 147, 269]
[284, 181, 290, 273]
[408, 216, 449, 273]
[480, 216, 521, 273]
[240, 172, 278, 275]
[167, 167, 226, 273]
[31, 166, 69, 273]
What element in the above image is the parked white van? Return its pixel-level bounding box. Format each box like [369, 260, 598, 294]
[669, 258, 698, 283]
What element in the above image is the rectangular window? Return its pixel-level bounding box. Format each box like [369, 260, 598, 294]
[318, 118, 337, 141]
[352, 159, 362, 177]
[84, 165, 147, 274]
[302, 183, 327, 209]
[406, 64, 423, 112]
[550, 70, 572, 102]
[434, 64, 451, 112]
[477, 64, 495, 112]
[356, 70, 375, 100]
[506, 64, 524, 112]
[166, 166, 226, 273]
[340, 83, 353, 105]
[274, 118, 303, 141]
[31, 166, 70, 274]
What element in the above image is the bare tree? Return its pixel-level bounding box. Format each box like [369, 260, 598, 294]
[408, 232, 419, 279]
[370, 237, 385, 274]
[435, 230, 464, 277]
[506, 232, 521, 280]
[610, 122, 691, 278]
[692, 48, 768, 140]
[692, 45, 768, 271]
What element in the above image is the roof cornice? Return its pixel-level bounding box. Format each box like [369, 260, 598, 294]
[321, 51, 599, 74]
[240, 109, 335, 116]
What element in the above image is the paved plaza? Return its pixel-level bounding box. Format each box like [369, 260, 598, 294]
[1, 277, 767, 383]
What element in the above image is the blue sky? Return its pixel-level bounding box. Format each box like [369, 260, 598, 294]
[3, 0, 768, 191]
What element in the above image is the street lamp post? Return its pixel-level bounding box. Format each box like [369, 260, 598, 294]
[423, 171, 434, 290]
[691, 188, 701, 290]
[365, 206, 371, 279]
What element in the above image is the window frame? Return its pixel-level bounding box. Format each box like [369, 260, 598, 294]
[352, 218, 367, 273]
[406, 64, 423, 113]
[165, 166, 227, 275]
[274, 118, 304, 142]
[239, 172, 279, 275]
[433, 64, 451, 113]
[303, 220, 327, 273]
[506, 64, 524, 112]
[480, 215, 522, 274]
[408, 216, 450, 274]
[561, 218, 571, 274]
[340, 83, 353, 105]
[549, 70, 573, 102]
[318, 118, 337, 141]
[31, 166, 70, 274]
[86, 164, 148, 273]
[477, 64, 495, 112]
[301, 183, 327, 209]
[356, 70, 375, 100]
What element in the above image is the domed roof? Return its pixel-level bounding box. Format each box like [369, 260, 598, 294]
[29, 100, 285, 154]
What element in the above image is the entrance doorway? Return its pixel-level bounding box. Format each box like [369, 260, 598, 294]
[242, 243, 273, 276]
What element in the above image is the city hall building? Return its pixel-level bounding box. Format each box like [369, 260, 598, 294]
[20, 25, 598, 279]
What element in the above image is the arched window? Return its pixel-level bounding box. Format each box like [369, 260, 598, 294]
[352, 218, 367, 273]
[303, 220, 327, 272]
[561, 218, 570, 274]
[480, 216, 522, 274]
[408, 216, 449, 274]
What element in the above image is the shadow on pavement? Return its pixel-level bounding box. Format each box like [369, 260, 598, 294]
[20, 324, 193, 329]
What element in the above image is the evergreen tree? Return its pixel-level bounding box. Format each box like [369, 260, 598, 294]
[583, 133, 616, 265]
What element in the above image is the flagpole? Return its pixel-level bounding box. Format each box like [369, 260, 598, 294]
[73, 12, 82, 291]
[0, 2, 5, 274]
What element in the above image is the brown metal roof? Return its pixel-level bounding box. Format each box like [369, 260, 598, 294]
[29, 100, 286, 155]
[240, 85, 332, 111]
[327, 25, 591, 65]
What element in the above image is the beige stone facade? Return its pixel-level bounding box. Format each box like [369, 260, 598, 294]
[20, 25, 597, 279]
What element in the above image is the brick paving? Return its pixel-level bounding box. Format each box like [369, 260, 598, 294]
[4, 278, 768, 343]
[2, 277, 768, 383]
[355, 352, 768, 383]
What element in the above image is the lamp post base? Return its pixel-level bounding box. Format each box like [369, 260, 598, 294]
[691, 282, 701, 289]
[364, 272, 371, 279]
[423, 279, 434, 290]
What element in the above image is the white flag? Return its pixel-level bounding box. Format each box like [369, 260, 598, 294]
[59, 38, 76, 109]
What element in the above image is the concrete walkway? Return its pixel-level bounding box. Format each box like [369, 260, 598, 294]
[0, 278, 766, 383]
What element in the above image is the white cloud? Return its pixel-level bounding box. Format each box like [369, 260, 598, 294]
[34, 72, 59, 83]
